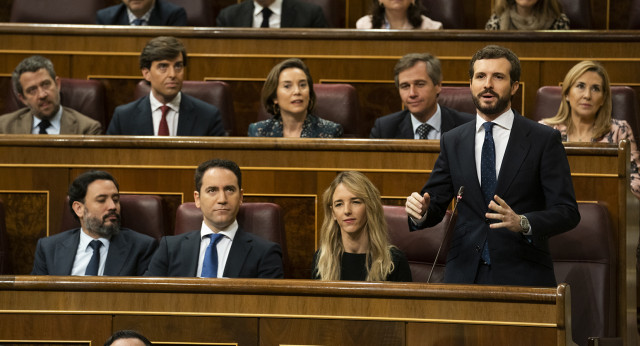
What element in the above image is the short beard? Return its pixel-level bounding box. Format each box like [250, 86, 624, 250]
[472, 89, 512, 117]
[83, 212, 121, 238]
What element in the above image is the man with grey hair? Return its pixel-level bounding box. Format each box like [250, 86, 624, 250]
[370, 53, 473, 139]
[0, 55, 102, 134]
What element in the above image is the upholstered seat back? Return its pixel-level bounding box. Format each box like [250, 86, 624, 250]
[421, 0, 465, 29]
[0, 199, 12, 275]
[439, 86, 476, 115]
[10, 0, 106, 24]
[135, 80, 236, 136]
[550, 202, 616, 346]
[258, 83, 361, 137]
[167, 0, 214, 26]
[4, 78, 108, 131]
[384, 205, 452, 282]
[531, 85, 639, 141]
[302, 0, 345, 28]
[557, 0, 593, 29]
[60, 194, 166, 241]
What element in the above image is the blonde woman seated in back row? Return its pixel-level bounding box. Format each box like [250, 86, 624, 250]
[356, 0, 442, 30]
[539, 61, 640, 199]
[312, 171, 412, 282]
[486, 0, 570, 30]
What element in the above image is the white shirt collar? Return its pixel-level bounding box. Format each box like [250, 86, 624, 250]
[149, 90, 181, 112]
[32, 106, 63, 134]
[127, 1, 155, 25]
[475, 108, 514, 133]
[410, 104, 442, 138]
[200, 219, 238, 242]
[253, 0, 282, 17]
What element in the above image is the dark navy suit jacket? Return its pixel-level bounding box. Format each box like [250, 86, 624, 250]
[31, 228, 157, 276]
[106, 93, 225, 136]
[369, 105, 473, 139]
[216, 0, 328, 28]
[411, 112, 580, 287]
[144, 227, 284, 278]
[96, 0, 187, 26]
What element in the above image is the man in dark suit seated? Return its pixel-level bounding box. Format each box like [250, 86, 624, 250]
[217, 0, 328, 28]
[405, 45, 580, 287]
[96, 0, 187, 26]
[145, 159, 284, 278]
[31, 171, 157, 276]
[370, 53, 473, 139]
[107, 36, 225, 136]
[0, 55, 102, 135]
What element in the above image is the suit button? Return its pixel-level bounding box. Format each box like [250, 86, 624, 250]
[485, 218, 491, 224]
[475, 245, 481, 252]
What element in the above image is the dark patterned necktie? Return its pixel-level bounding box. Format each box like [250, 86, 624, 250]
[480, 122, 496, 265]
[416, 123, 433, 139]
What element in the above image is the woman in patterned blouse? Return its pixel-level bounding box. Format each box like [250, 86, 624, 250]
[540, 60, 640, 199]
[248, 58, 343, 138]
[485, 0, 570, 30]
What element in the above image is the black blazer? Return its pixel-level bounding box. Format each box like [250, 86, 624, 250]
[106, 93, 225, 136]
[31, 228, 157, 276]
[144, 228, 284, 278]
[96, 0, 187, 26]
[411, 112, 580, 287]
[216, 0, 328, 28]
[369, 106, 473, 139]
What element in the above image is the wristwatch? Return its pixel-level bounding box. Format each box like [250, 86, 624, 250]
[519, 215, 530, 233]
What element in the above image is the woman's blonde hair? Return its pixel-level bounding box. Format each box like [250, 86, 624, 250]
[494, 0, 564, 17]
[314, 171, 394, 281]
[543, 60, 612, 140]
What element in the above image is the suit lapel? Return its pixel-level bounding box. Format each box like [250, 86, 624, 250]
[456, 122, 486, 209]
[53, 229, 81, 275]
[182, 231, 201, 276]
[18, 111, 33, 134]
[139, 96, 155, 135]
[103, 231, 130, 275]
[241, 1, 255, 27]
[440, 106, 455, 132]
[398, 111, 414, 138]
[59, 108, 77, 134]
[223, 228, 251, 277]
[176, 94, 194, 136]
[280, 0, 294, 27]
[495, 112, 530, 197]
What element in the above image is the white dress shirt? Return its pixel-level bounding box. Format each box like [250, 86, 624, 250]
[149, 91, 181, 136]
[71, 229, 110, 276]
[127, 3, 155, 25]
[197, 220, 238, 278]
[252, 0, 282, 28]
[410, 104, 442, 139]
[31, 106, 62, 134]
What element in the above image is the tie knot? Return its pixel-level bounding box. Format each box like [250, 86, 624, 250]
[160, 105, 170, 116]
[209, 233, 223, 245]
[132, 18, 145, 25]
[88, 240, 102, 251]
[483, 122, 495, 134]
[262, 7, 273, 16]
[38, 119, 51, 134]
[416, 123, 433, 139]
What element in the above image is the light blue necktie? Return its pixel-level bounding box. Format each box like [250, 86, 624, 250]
[480, 122, 496, 265]
[201, 233, 223, 278]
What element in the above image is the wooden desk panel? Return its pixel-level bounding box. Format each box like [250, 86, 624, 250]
[0, 276, 574, 346]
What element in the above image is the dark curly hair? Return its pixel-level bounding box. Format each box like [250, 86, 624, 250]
[370, 0, 424, 29]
